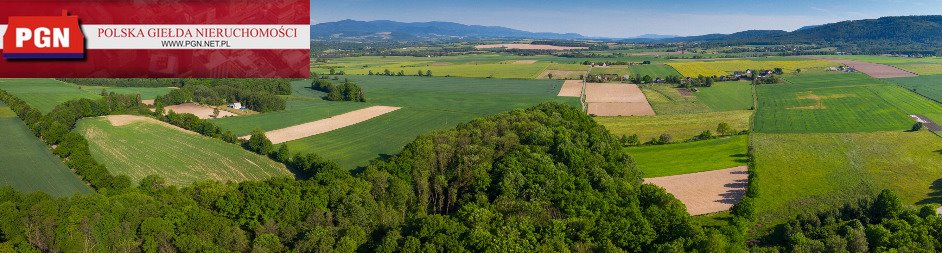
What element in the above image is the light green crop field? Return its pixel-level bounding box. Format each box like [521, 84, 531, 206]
[754, 72, 942, 133]
[597, 110, 752, 141]
[547, 63, 591, 71]
[77, 116, 290, 186]
[628, 135, 749, 178]
[0, 102, 92, 196]
[826, 55, 942, 75]
[212, 97, 371, 136]
[667, 59, 835, 77]
[888, 75, 942, 104]
[752, 130, 942, 230]
[278, 76, 580, 168]
[694, 81, 754, 111]
[0, 79, 100, 113]
[640, 84, 712, 115]
[628, 64, 682, 77]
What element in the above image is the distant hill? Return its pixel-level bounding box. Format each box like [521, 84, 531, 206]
[312, 20, 586, 41]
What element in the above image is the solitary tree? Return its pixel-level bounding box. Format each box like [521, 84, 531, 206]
[426, 70, 432, 77]
[244, 129, 273, 155]
[911, 122, 924, 132]
[717, 123, 734, 136]
[658, 133, 673, 144]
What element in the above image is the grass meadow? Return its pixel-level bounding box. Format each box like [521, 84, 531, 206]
[754, 72, 942, 133]
[0, 79, 173, 113]
[269, 76, 580, 168]
[77, 117, 290, 186]
[597, 110, 752, 141]
[889, 75, 942, 103]
[628, 64, 682, 77]
[752, 130, 942, 230]
[0, 101, 92, 196]
[627, 135, 749, 178]
[694, 81, 754, 111]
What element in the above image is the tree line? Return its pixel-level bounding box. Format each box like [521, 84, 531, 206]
[58, 78, 293, 95]
[310, 76, 366, 102]
[0, 90, 148, 190]
[155, 84, 286, 112]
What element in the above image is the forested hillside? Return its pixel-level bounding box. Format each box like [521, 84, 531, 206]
[0, 103, 744, 252]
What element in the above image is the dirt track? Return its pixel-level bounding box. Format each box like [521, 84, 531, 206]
[512, 60, 538, 64]
[818, 58, 917, 78]
[165, 103, 237, 119]
[644, 166, 749, 215]
[102, 115, 195, 134]
[584, 83, 655, 116]
[245, 106, 401, 144]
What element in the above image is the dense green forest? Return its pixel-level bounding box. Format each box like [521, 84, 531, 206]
[156, 85, 287, 112]
[310, 77, 366, 102]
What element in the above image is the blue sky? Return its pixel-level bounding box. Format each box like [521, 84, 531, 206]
[311, 0, 942, 37]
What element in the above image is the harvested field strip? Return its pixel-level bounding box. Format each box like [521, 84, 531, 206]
[822, 55, 942, 76]
[165, 103, 237, 119]
[627, 135, 749, 177]
[817, 58, 917, 78]
[645, 166, 749, 215]
[0, 102, 92, 196]
[557, 80, 583, 97]
[77, 115, 290, 186]
[246, 106, 401, 144]
[585, 83, 655, 116]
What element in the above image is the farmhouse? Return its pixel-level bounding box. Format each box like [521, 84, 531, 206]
[228, 102, 243, 110]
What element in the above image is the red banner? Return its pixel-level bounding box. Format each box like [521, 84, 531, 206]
[0, 0, 310, 78]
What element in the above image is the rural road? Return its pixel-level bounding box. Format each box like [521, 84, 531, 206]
[910, 115, 942, 131]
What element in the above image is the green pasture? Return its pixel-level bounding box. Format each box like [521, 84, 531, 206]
[628, 135, 749, 178]
[628, 64, 682, 78]
[248, 76, 579, 169]
[597, 110, 752, 141]
[752, 130, 942, 230]
[754, 72, 942, 133]
[694, 81, 754, 111]
[888, 75, 942, 104]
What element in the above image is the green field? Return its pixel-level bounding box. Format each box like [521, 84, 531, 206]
[628, 64, 682, 77]
[694, 81, 754, 111]
[589, 66, 631, 76]
[226, 76, 579, 169]
[77, 116, 290, 186]
[888, 75, 942, 103]
[0, 79, 101, 113]
[754, 72, 942, 133]
[627, 135, 749, 178]
[597, 110, 752, 141]
[752, 130, 942, 229]
[0, 79, 173, 113]
[826, 55, 942, 75]
[0, 101, 91, 196]
[640, 84, 712, 114]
